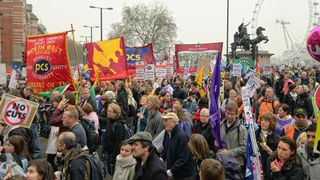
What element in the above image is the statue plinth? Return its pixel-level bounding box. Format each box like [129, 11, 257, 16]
[231, 50, 274, 65]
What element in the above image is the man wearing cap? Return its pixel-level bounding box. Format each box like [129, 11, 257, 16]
[161, 113, 196, 179]
[129, 132, 167, 180]
[282, 108, 312, 141]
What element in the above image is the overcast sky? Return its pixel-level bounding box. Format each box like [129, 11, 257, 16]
[26, 0, 312, 56]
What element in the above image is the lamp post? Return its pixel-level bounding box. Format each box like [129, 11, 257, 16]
[226, 0, 230, 66]
[83, 25, 99, 43]
[89, 6, 113, 41]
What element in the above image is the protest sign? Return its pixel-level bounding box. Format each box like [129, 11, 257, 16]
[197, 59, 211, 75]
[126, 44, 155, 76]
[183, 68, 189, 79]
[0, 64, 6, 85]
[263, 65, 272, 76]
[241, 87, 254, 124]
[135, 61, 145, 81]
[246, 76, 260, 98]
[0, 93, 39, 128]
[156, 62, 166, 78]
[165, 62, 174, 77]
[145, 64, 155, 80]
[232, 63, 242, 77]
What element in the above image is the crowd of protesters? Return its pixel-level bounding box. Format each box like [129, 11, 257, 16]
[0, 64, 318, 180]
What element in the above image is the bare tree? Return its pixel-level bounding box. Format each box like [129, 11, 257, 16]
[108, 3, 177, 57]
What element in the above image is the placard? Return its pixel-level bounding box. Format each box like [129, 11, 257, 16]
[183, 68, 189, 80]
[197, 59, 211, 75]
[145, 64, 155, 80]
[156, 63, 166, 78]
[232, 64, 242, 77]
[263, 65, 272, 76]
[0, 93, 39, 128]
[245, 76, 260, 98]
[165, 63, 173, 77]
[136, 62, 145, 81]
[0, 64, 6, 85]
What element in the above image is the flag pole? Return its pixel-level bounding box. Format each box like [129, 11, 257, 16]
[70, 24, 82, 105]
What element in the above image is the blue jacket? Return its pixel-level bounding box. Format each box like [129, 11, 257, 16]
[161, 125, 196, 178]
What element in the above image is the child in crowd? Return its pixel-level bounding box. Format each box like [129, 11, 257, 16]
[113, 140, 136, 180]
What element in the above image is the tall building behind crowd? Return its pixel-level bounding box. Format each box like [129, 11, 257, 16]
[0, 0, 47, 66]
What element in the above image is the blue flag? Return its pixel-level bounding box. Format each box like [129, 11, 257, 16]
[209, 52, 226, 150]
[245, 124, 261, 180]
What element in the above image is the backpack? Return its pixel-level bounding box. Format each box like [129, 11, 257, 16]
[112, 121, 133, 140]
[75, 154, 103, 180]
[217, 153, 242, 180]
[81, 119, 100, 154]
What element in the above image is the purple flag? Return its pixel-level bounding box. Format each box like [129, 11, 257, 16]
[209, 52, 226, 150]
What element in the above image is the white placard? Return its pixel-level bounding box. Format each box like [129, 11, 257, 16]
[0, 64, 6, 85]
[156, 63, 166, 78]
[245, 76, 260, 98]
[165, 63, 174, 77]
[183, 68, 189, 80]
[232, 64, 242, 77]
[136, 62, 145, 81]
[241, 87, 254, 124]
[145, 64, 155, 80]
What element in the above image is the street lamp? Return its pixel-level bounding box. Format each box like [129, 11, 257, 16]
[89, 5, 113, 41]
[83, 25, 99, 43]
[80, 35, 91, 44]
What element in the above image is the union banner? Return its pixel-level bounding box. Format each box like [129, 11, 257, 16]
[126, 44, 155, 76]
[25, 32, 76, 94]
[85, 37, 128, 81]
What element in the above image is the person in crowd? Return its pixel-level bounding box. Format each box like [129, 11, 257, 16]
[45, 94, 62, 171]
[82, 103, 99, 133]
[62, 106, 87, 146]
[57, 132, 90, 180]
[183, 95, 199, 115]
[104, 103, 126, 176]
[173, 80, 188, 100]
[308, 77, 319, 96]
[266, 136, 303, 180]
[129, 132, 167, 180]
[115, 80, 129, 119]
[136, 95, 149, 132]
[219, 101, 247, 172]
[296, 132, 307, 149]
[297, 123, 320, 180]
[234, 77, 245, 95]
[161, 79, 174, 95]
[144, 96, 164, 139]
[221, 89, 238, 112]
[256, 86, 280, 125]
[187, 81, 200, 99]
[193, 108, 215, 151]
[79, 87, 97, 112]
[282, 73, 294, 96]
[199, 159, 225, 180]
[193, 97, 209, 122]
[127, 88, 138, 131]
[26, 159, 55, 180]
[275, 104, 294, 135]
[161, 113, 196, 179]
[296, 85, 314, 118]
[255, 112, 280, 178]
[129, 78, 142, 106]
[188, 134, 215, 180]
[50, 92, 76, 135]
[113, 140, 136, 180]
[159, 91, 174, 115]
[172, 103, 192, 138]
[283, 84, 298, 115]
[301, 71, 309, 85]
[98, 95, 108, 132]
[22, 86, 41, 159]
[223, 80, 233, 99]
[282, 108, 311, 141]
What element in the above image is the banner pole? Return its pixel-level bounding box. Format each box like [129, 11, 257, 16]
[70, 24, 82, 105]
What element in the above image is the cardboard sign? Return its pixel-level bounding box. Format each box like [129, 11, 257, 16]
[135, 62, 145, 81]
[0, 64, 6, 85]
[145, 64, 155, 80]
[156, 62, 166, 78]
[165, 63, 174, 77]
[245, 76, 260, 98]
[0, 93, 39, 128]
[233, 64, 242, 77]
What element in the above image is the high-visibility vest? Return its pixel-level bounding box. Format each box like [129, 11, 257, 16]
[284, 124, 295, 139]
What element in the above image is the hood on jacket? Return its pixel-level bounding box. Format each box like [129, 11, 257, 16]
[116, 154, 136, 168]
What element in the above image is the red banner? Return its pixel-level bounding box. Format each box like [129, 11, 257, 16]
[85, 37, 128, 81]
[175, 42, 223, 72]
[25, 32, 76, 94]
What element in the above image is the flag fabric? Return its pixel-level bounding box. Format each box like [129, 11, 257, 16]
[255, 56, 261, 74]
[195, 66, 206, 97]
[25, 32, 76, 94]
[245, 124, 262, 180]
[85, 37, 128, 82]
[209, 52, 226, 150]
[90, 82, 99, 109]
[38, 84, 70, 99]
[126, 44, 155, 76]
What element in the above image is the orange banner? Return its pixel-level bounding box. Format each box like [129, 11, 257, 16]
[85, 37, 128, 81]
[25, 32, 76, 94]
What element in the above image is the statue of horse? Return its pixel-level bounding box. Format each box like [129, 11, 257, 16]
[252, 27, 269, 44]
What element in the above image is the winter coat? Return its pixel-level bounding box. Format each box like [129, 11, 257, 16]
[104, 117, 126, 164]
[220, 119, 247, 166]
[266, 153, 303, 180]
[83, 112, 99, 133]
[256, 128, 280, 177]
[113, 155, 136, 180]
[193, 122, 215, 151]
[144, 110, 164, 139]
[173, 88, 188, 100]
[282, 93, 297, 116]
[296, 93, 314, 118]
[161, 125, 196, 178]
[117, 88, 129, 118]
[134, 149, 168, 180]
[98, 107, 108, 130]
[49, 108, 69, 134]
[298, 145, 320, 180]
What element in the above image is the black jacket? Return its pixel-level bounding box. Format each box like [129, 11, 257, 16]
[282, 93, 297, 115]
[256, 129, 280, 178]
[193, 122, 215, 151]
[266, 154, 303, 180]
[161, 125, 196, 178]
[117, 88, 129, 115]
[173, 88, 188, 100]
[134, 149, 168, 180]
[104, 117, 125, 164]
[296, 93, 314, 118]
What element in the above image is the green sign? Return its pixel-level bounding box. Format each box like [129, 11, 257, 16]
[233, 58, 255, 70]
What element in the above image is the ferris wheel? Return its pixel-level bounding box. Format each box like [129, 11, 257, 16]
[250, 0, 320, 64]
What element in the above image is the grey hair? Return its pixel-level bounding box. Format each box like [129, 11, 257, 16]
[59, 132, 77, 149]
